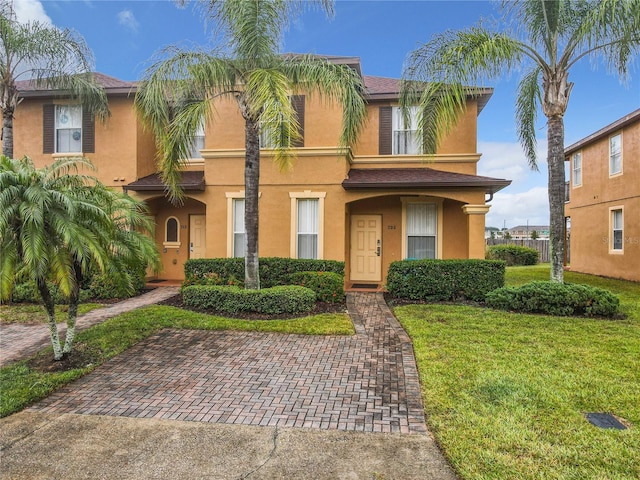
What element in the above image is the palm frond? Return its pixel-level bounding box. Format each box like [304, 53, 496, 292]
[515, 66, 542, 169]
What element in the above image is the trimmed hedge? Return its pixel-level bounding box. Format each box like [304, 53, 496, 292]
[289, 271, 345, 303]
[10, 281, 90, 304]
[485, 281, 620, 317]
[184, 257, 344, 288]
[182, 285, 316, 315]
[486, 245, 539, 266]
[386, 259, 506, 302]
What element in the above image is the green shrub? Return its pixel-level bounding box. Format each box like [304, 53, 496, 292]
[386, 259, 505, 302]
[182, 285, 316, 315]
[485, 281, 620, 317]
[9, 280, 90, 304]
[486, 245, 539, 266]
[289, 271, 345, 303]
[86, 265, 146, 300]
[184, 257, 344, 288]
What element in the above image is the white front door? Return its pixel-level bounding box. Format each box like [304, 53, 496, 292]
[350, 215, 382, 282]
[189, 214, 206, 259]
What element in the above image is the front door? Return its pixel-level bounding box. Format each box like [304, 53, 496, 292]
[350, 215, 382, 282]
[189, 214, 206, 259]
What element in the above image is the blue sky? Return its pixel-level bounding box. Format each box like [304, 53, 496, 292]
[14, 0, 640, 228]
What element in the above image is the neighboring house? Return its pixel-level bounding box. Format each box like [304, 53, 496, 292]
[565, 108, 640, 282]
[11, 57, 511, 286]
[506, 225, 550, 240]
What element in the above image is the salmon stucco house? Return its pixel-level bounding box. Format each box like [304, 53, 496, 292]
[11, 57, 511, 287]
[565, 108, 640, 282]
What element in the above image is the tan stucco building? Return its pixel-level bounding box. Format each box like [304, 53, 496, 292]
[565, 108, 640, 282]
[11, 58, 511, 286]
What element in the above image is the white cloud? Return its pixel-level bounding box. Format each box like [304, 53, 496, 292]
[486, 186, 549, 229]
[117, 9, 139, 32]
[12, 0, 51, 24]
[477, 140, 547, 185]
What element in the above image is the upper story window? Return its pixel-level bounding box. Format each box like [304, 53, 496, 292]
[259, 95, 304, 149]
[43, 104, 95, 154]
[188, 123, 205, 159]
[55, 105, 82, 153]
[392, 106, 419, 155]
[609, 133, 622, 175]
[572, 152, 582, 187]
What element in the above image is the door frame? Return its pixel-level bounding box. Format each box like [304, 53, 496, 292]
[349, 214, 382, 282]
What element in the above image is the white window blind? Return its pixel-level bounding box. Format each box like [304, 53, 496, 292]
[297, 199, 318, 259]
[188, 123, 205, 159]
[572, 152, 582, 186]
[610, 134, 622, 175]
[406, 203, 436, 259]
[233, 199, 245, 257]
[612, 209, 623, 250]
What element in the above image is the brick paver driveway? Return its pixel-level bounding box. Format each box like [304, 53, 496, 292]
[29, 293, 427, 434]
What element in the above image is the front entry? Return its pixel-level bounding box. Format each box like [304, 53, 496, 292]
[189, 214, 206, 259]
[350, 215, 382, 282]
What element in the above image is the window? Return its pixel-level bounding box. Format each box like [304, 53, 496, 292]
[392, 106, 419, 155]
[188, 123, 205, 159]
[163, 217, 180, 247]
[610, 133, 622, 175]
[43, 104, 94, 154]
[297, 199, 318, 259]
[611, 208, 623, 252]
[289, 191, 325, 259]
[232, 198, 245, 257]
[259, 96, 304, 149]
[55, 105, 82, 153]
[572, 152, 582, 187]
[406, 203, 437, 259]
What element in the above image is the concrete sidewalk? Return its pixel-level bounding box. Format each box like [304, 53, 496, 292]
[0, 412, 458, 479]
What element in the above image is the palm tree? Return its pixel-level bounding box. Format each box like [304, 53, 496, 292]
[0, 1, 109, 158]
[0, 155, 159, 360]
[401, 0, 640, 283]
[135, 0, 367, 290]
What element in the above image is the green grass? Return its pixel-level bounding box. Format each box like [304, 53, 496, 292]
[395, 265, 640, 479]
[0, 303, 105, 324]
[0, 306, 353, 417]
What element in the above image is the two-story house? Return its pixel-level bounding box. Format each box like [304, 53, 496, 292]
[565, 108, 640, 282]
[11, 57, 511, 287]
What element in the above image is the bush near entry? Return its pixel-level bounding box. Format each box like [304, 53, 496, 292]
[289, 271, 345, 303]
[486, 245, 539, 266]
[386, 259, 506, 302]
[184, 257, 344, 288]
[182, 285, 316, 315]
[485, 281, 620, 317]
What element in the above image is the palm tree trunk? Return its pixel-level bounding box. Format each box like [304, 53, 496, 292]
[547, 114, 566, 283]
[63, 264, 82, 354]
[37, 278, 63, 360]
[244, 117, 261, 290]
[2, 106, 14, 158]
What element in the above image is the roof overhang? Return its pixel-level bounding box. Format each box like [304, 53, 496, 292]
[124, 171, 205, 192]
[342, 168, 511, 195]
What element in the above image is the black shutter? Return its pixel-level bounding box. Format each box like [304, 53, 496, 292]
[291, 95, 305, 147]
[43, 104, 55, 154]
[82, 107, 95, 153]
[379, 106, 392, 155]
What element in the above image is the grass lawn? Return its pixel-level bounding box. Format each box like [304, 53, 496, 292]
[0, 303, 105, 324]
[395, 264, 640, 480]
[0, 306, 353, 417]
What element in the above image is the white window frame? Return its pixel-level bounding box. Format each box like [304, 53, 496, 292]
[610, 207, 624, 253]
[55, 104, 82, 153]
[400, 197, 443, 260]
[163, 216, 181, 248]
[289, 191, 326, 259]
[392, 106, 419, 155]
[226, 191, 261, 258]
[572, 151, 582, 187]
[187, 122, 205, 160]
[609, 132, 622, 176]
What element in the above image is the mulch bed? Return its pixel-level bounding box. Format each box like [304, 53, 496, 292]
[158, 294, 348, 320]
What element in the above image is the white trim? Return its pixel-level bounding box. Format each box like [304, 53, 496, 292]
[609, 132, 623, 177]
[572, 151, 582, 188]
[163, 216, 181, 248]
[289, 191, 326, 259]
[609, 206, 624, 254]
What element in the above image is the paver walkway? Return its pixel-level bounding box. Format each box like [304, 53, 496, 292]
[0, 287, 180, 366]
[26, 292, 428, 434]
